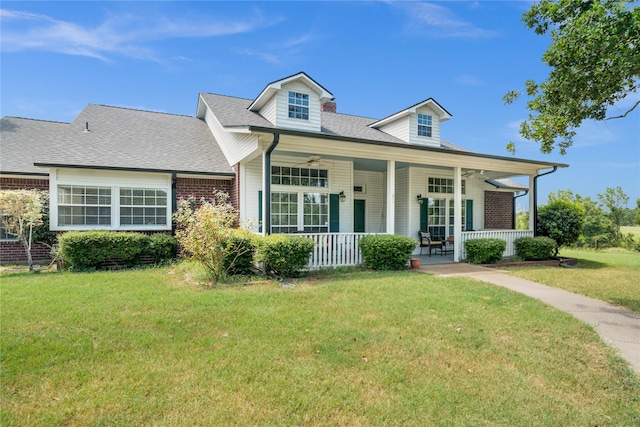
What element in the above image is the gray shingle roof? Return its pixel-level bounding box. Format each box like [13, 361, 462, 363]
[2, 105, 233, 175]
[1, 117, 69, 175]
[199, 92, 469, 152]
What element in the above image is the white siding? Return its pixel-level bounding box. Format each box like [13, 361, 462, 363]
[330, 159, 354, 233]
[411, 105, 440, 147]
[378, 118, 410, 143]
[465, 179, 485, 231]
[261, 95, 277, 125]
[275, 81, 322, 132]
[394, 167, 409, 237]
[353, 170, 386, 233]
[240, 157, 263, 232]
[203, 107, 259, 166]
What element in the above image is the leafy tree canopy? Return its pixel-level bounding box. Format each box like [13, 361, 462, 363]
[504, 0, 640, 154]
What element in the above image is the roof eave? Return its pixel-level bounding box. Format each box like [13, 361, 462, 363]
[33, 163, 236, 178]
[247, 125, 569, 169]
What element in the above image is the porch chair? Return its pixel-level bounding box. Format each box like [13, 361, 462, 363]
[418, 231, 443, 256]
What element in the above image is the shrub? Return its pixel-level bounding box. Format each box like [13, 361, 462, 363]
[359, 234, 417, 271]
[148, 233, 178, 264]
[514, 236, 556, 260]
[464, 238, 506, 264]
[224, 229, 257, 275]
[59, 231, 149, 270]
[258, 234, 314, 277]
[173, 191, 238, 284]
[537, 200, 584, 255]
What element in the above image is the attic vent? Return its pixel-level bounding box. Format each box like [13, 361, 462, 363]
[354, 185, 366, 194]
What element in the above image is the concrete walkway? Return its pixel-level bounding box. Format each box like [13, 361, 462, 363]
[420, 263, 640, 373]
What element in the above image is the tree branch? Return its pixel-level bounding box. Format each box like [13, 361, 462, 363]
[606, 99, 640, 120]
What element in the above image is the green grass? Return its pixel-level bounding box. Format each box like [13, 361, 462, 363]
[2, 267, 639, 426]
[505, 249, 640, 313]
[622, 226, 640, 237]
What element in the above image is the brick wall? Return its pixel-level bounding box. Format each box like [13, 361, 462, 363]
[0, 177, 49, 191]
[0, 241, 51, 264]
[484, 191, 514, 229]
[176, 177, 235, 208]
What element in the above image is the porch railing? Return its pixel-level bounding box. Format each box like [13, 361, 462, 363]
[460, 230, 534, 259]
[296, 233, 370, 269]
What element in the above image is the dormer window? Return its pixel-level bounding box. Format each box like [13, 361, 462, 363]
[417, 113, 432, 137]
[288, 91, 309, 120]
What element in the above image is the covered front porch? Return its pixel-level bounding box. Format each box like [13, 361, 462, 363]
[239, 129, 564, 269]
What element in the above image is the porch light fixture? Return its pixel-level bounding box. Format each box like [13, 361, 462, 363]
[417, 194, 423, 204]
[339, 191, 346, 202]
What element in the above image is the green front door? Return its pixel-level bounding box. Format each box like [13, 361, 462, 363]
[354, 200, 365, 233]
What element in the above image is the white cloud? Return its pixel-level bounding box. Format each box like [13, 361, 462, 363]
[0, 7, 281, 62]
[394, 2, 498, 39]
[455, 74, 485, 86]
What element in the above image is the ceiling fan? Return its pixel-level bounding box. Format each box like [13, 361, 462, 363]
[462, 169, 485, 179]
[293, 155, 333, 168]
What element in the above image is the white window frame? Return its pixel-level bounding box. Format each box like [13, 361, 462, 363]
[417, 113, 432, 138]
[270, 190, 330, 234]
[50, 168, 172, 231]
[288, 91, 309, 120]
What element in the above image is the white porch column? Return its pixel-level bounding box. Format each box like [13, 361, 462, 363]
[386, 160, 395, 234]
[453, 166, 462, 262]
[528, 174, 535, 231]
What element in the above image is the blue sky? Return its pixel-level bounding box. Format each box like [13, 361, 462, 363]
[1, 1, 638, 208]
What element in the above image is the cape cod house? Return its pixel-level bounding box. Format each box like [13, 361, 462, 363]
[1, 72, 567, 266]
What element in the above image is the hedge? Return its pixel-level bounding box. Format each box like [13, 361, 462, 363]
[58, 231, 177, 270]
[258, 234, 314, 277]
[359, 234, 417, 270]
[514, 236, 555, 261]
[464, 238, 506, 264]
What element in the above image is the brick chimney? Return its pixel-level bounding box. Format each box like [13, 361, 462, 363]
[321, 101, 337, 113]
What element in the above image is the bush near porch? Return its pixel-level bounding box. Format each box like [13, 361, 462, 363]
[359, 234, 417, 270]
[464, 238, 506, 264]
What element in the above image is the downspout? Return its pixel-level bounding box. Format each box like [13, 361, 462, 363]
[513, 190, 529, 230]
[264, 133, 280, 235]
[171, 172, 177, 234]
[533, 166, 558, 236]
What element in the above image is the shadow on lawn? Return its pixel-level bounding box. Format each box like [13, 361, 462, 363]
[574, 259, 609, 269]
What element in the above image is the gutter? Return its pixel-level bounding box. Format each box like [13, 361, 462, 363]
[533, 166, 558, 236]
[263, 133, 280, 235]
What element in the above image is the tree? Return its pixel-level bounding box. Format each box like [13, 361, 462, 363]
[504, 0, 640, 154]
[0, 190, 45, 271]
[635, 198, 640, 225]
[598, 186, 630, 240]
[537, 199, 584, 255]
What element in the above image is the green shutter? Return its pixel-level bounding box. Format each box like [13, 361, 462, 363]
[420, 198, 428, 231]
[329, 193, 340, 232]
[465, 199, 473, 231]
[258, 190, 263, 233]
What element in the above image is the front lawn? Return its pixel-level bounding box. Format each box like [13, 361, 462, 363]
[505, 249, 640, 313]
[2, 267, 638, 426]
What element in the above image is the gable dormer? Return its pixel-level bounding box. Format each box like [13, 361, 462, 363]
[248, 72, 334, 132]
[369, 98, 451, 147]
